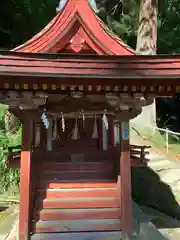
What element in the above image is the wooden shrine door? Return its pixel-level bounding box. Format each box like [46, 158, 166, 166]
[51, 118, 101, 162]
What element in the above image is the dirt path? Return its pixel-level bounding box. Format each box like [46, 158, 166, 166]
[0, 204, 18, 240]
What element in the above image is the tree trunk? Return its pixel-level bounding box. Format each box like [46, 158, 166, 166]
[133, 0, 158, 126]
[136, 0, 158, 55]
[4, 109, 20, 134]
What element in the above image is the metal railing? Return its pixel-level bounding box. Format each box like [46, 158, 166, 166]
[144, 124, 180, 153]
[131, 123, 180, 154]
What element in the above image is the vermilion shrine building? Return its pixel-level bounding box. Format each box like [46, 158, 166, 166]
[1, 0, 180, 239]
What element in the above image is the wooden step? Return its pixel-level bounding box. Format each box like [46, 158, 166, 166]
[38, 180, 118, 189]
[31, 163, 121, 237]
[31, 231, 122, 240]
[39, 162, 115, 171]
[36, 197, 120, 210]
[33, 219, 121, 233]
[36, 187, 119, 199]
[33, 208, 121, 221]
[40, 170, 115, 180]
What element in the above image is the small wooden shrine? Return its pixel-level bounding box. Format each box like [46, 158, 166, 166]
[1, 0, 180, 239]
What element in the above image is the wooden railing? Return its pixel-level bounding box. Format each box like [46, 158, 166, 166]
[4, 144, 150, 168]
[4, 145, 21, 168]
[130, 144, 151, 166]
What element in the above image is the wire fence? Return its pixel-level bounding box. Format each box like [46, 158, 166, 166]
[131, 123, 180, 154]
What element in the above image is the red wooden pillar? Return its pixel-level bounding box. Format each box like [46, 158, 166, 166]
[19, 111, 33, 240]
[120, 121, 132, 233]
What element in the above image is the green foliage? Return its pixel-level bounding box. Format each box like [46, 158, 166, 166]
[96, 0, 139, 49]
[158, 0, 180, 53]
[96, 0, 180, 54]
[0, 0, 59, 49]
[0, 105, 21, 196]
[0, 157, 20, 195]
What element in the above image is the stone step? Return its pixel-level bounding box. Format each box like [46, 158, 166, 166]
[31, 231, 122, 240]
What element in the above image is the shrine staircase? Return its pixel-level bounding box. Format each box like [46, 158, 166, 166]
[5, 143, 149, 239]
[30, 160, 122, 240]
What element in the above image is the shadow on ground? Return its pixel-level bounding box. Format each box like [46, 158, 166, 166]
[132, 166, 180, 229]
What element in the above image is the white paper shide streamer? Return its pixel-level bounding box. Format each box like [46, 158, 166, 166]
[102, 112, 108, 151]
[53, 117, 58, 139]
[41, 110, 49, 129]
[114, 123, 120, 146]
[92, 115, 98, 139]
[103, 112, 108, 130]
[61, 113, 65, 132]
[71, 118, 80, 140]
[82, 111, 85, 130]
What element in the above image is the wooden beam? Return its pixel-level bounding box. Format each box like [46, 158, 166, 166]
[19, 111, 33, 240]
[120, 121, 132, 233]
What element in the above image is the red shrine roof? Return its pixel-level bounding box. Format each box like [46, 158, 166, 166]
[12, 0, 135, 55]
[0, 51, 180, 79]
[0, 0, 179, 96]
